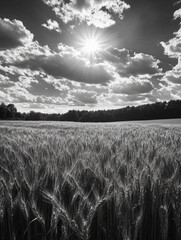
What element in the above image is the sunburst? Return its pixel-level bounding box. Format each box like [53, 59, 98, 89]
[82, 37, 100, 54]
[75, 27, 108, 62]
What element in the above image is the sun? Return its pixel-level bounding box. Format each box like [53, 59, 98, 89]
[82, 37, 100, 54]
[75, 27, 108, 62]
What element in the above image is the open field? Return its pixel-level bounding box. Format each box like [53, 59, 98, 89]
[0, 121, 181, 240]
[1, 118, 181, 129]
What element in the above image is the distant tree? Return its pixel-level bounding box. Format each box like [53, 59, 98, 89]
[0, 102, 7, 119]
[7, 104, 17, 119]
[26, 111, 42, 120]
[62, 110, 81, 121]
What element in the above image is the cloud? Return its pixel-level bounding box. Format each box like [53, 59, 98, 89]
[119, 53, 161, 77]
[101, 47, 161, 77]
[5, 84, 36, 103]
[160, 7, 181, 88]
[98, 92, 149, 109]
[35, 96, 66, 105]
[119, 94, 147, 102]
[161, 8, 181, 59]
[0, 16, 178, 113]
[0, 41, 51, 64]
[29, 78, 64, 97]
[42, 19, 62, 33]
[0, 42, 113, 85]
[151, 86, 178, 102]
[174, 8, 181, 19]
[39, 55, 112, 84]
[110, 78, 153, 95]
[70, 89, 98, 105]
[149, 74, 167, 89]
[0, 74, 11, 87]
[16, 54, 112, 85]
[42, 0, 130, 28]
[0, 73, 9, 81]
[0, 35, 165, 112]
[0, 73, 15, 88]
[0, 75, 66, 107]
[164, 69, 181, 84]
[0, 18, 34, 50]
[167, 74, 181, 84]
[103, 47, 130, 64]
[161, 39, 181, 59]
[26, 103, 46, 110]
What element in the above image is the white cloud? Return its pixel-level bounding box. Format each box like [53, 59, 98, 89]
[174, 8, 181, 19]
[160, 7, 181, 92]
[0, 41, 51, 66]
[42, 19, 62, 33]
[161, 8, 181, 60]
[0, 73, 9, 81]
[42, 0, 130, 28]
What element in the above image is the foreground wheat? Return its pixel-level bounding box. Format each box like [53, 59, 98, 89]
[0, 122, 181, 240]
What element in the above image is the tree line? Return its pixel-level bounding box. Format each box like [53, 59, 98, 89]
[0, 100, 181, 122]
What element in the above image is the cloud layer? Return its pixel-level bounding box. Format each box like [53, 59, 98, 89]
[42, 0, 130, 28]
[0, 5, 181, 113]
[0, 18, 33, 49]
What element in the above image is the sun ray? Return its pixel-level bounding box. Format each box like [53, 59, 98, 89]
[74, 26, 108, 63]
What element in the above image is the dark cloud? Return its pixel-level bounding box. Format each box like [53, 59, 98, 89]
[71, 90, 98, 105]
[29, 78, 63, 97]
[102, 47, 161, 77]
[15, 52, 113, 85]
[111, 80, 153, 95]
[149, 74, 167, 89]
[166, 74, 181, 84]
[73, 0, 90, 10]
[119, 53, 161, 77]
[102, 47, 130, 64]
[0, 18, 33, 50]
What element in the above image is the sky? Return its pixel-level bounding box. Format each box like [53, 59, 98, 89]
[0, 0, 181, 113]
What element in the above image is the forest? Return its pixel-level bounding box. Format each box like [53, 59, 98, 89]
[0, 100, 181, 122]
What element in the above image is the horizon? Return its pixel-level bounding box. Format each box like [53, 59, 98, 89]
[0, 0, 181, 113]
[0, 99, 179, 116]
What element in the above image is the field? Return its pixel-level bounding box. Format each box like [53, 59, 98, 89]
[0, 120, 181, 240]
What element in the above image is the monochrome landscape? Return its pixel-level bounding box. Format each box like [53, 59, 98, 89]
[0, 0, 181, 239]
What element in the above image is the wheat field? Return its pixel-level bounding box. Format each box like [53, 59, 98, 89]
[0, 121, 181, 240]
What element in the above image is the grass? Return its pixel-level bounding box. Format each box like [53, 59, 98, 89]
[0, 121, 181, 240]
